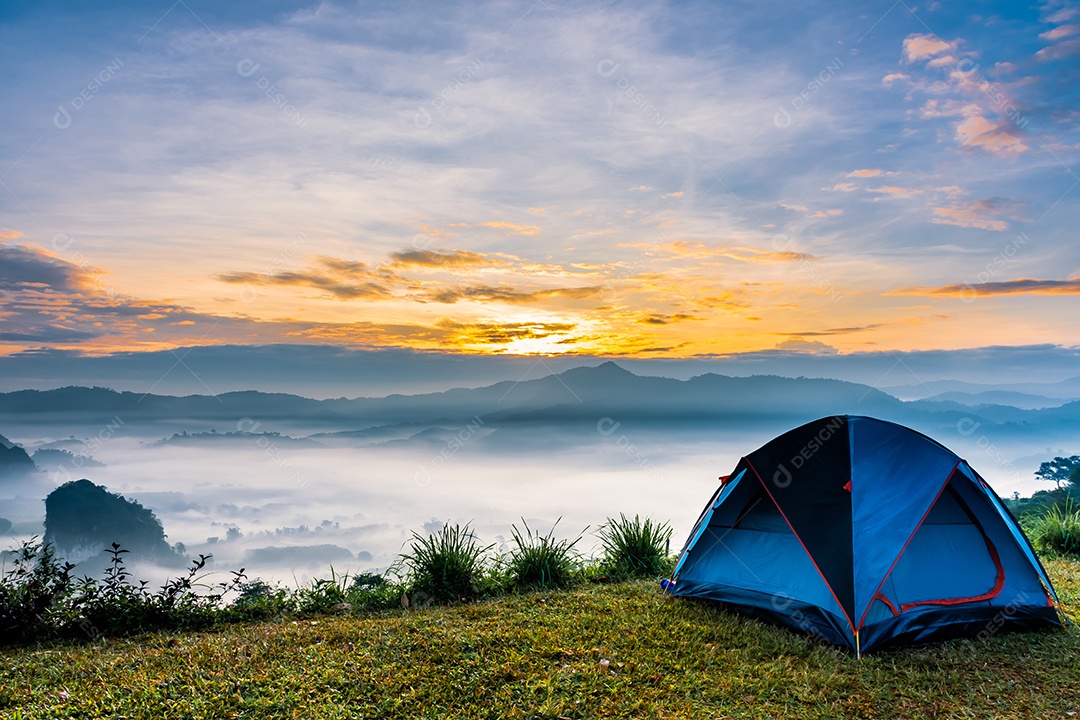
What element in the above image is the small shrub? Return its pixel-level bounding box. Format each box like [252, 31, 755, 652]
[1029, 500, 1080, 558]
[0, 538, 76, 643]
[231, 579, 291, 621]
[0, 540, 245, 645]
[597, 514, 673, 580]
[294, 567, 351, 616]
[401, 523, 492, 603]
[507, 518, 584, 590]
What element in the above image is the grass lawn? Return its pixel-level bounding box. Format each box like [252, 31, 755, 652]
[2, 558, 1079, 719]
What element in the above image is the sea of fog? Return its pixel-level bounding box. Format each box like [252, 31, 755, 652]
[2, 418, 1062, 587]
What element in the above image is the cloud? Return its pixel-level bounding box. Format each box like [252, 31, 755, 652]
[0, 230, 24, 241]
[636, 312, 698, 325]
[881, 72, 910, 87]
[1034, 38, 1080, 60]
[846, 168, 897, 178]
[217, 256, 396, 300]
[424, 284, 603, 304]
[901, 278, 1080, 297]
[388, 249, 507, 269]
[824, 182, 858, 192]
[867, 185, 922, 199]
[0, 243, 294, 351]
[474, 221, 542, 236]
[902, 33, 958, 62]
[653, 241, 816, 262]
[774, 338, 839, 355]
[1047, 7, 1080, 23]
[0, 243, 92, 291]
[435, 319, 579, 346]
[931, 197, 1021, 230]
[780, 323, 890, 336]
[1040, 23, 1080, 40]
[955, 114, 1028, 155]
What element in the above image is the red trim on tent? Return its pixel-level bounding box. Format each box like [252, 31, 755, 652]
[873, 592, 899, 617]
[843, 480, 851, 493]
[855, 463, 960, 631]
[900, 531, 1005, 611]
[720, 474, 732, 485]
[744, 458, 856, 636]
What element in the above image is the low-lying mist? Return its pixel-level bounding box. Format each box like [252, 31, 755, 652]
[3, 428, 741, 586]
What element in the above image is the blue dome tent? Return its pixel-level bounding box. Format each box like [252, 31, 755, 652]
[666, 416, 1063, 654]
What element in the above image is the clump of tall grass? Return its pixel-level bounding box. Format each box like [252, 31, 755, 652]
[507, 518, 584, 590]
[596, 513, 673, 580]
[401, 523, 493, 603]
[1028, 500, 1080, 558]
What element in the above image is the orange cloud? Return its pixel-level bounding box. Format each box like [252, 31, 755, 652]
[931, 198, 1019, 230]
[867, 185, 921, 199]
[434, 318, 579, 349]
[0, 229, 23, 240]
[217, 256, 395, 300]
[902, 33, 957, 62]
[476, 221, 542, 235]
[636, 312, 699, 325]
[955, 115, 1028, 155]
[424, 284, 603, 304]
[881, 72, 909, 87]
[388, 249, 507, 269]
[655, 241, 815, 262]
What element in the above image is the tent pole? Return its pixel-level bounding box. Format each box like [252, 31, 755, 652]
[855, 630, 861, 659]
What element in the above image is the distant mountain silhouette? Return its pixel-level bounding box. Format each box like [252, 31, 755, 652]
[884, 375, 1080, 402]
[243, 544, 368, 568]
[0, 432, 40, 490]
[31, 448, 106, 470]
[0, 440, 36, 474]
[931, 390, 1068, 411]
[44, 479, 183, 566]
[153, 430, 324, 448]
[1, 364, 1078, 448]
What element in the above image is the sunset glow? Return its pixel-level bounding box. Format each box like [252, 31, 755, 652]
[1, 1, 1077, 362]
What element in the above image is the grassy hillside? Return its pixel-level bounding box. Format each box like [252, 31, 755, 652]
[3, 559, 1079, 719]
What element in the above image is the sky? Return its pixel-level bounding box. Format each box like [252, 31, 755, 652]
[1, 0, 1078, 367]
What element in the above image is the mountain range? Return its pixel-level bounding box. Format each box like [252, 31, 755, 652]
[1, 363, 1078, 450]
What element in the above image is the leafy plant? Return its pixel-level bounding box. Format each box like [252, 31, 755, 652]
[1028, 499, 1080, 558]
[293, 566, 352, 615]
[0, 538, 76, 643]
[401, 523, 493, 603]
[507, 518, 584, 589]
[596, 513, 673, 580]
[1, 540, 245, 644]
